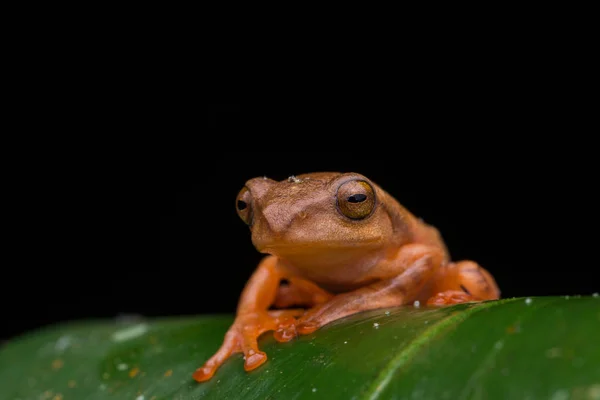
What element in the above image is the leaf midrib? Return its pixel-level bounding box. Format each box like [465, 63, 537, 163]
[456, 297, 562, 400]
[363, 298, 522, 400]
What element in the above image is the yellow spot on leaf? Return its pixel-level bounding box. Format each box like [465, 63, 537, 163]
[588, 384, 600, 399]
[129, 367, 140, 378]
[52, 394, 63, 400]
[51, 359, 64, 370]
[149, 336, 158, 344]
[164, 369, 173, 377]
[68, 380, 76, 388]
[42, 391, 53, 399]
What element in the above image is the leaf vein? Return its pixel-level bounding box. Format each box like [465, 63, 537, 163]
[363, 298, 521, 400]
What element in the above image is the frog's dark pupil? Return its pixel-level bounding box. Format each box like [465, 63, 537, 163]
[237, 200, 247, 210]
[348, 194, 367, 203]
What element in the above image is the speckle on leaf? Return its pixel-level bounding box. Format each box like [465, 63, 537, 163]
[550, 389, 569, 400]
[546, 347, 562, 358]
[51, 359, 63, 370]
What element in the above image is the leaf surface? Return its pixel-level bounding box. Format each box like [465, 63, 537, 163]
[1, 296, 599, 399]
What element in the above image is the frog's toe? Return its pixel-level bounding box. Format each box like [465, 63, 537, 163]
[297, 321, 319, 335]
[426, 290, 476, 306]
[192, 331, 240, 382]
[193, 365, 216, 382]
[274, 325, 296, 342]
[243, 350, 267, 371]
[269, 309, 302, 342]
[273, 318, 297, 342]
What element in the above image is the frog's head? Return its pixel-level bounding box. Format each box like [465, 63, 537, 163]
[235, 172, 408, 261]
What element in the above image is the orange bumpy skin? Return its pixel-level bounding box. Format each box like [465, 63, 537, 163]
[193, 172, 500, 382]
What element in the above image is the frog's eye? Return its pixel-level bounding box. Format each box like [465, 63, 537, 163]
[236, 187, 253, 225]
[336, 180, 376, 220]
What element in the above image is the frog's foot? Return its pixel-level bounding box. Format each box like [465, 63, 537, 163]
[270, 309, 304, 342]
[428, 261, 501, 307]
[426, 290, 477, 306]
[192, 309, 303, 382]
[294, 293, 358, 335]
[453, 261, 500, 300]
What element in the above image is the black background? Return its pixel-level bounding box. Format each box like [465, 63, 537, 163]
[3, 105, 598, 342]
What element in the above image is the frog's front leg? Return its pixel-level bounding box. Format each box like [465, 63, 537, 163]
[274, 276, 334, 309]
[193, 256, 300, 382]
[293, 244, 445, 335]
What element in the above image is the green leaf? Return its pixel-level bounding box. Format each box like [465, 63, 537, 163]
[1, 296, 599, 400]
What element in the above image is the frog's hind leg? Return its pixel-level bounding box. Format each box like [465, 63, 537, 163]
[426, 261, 500, 306]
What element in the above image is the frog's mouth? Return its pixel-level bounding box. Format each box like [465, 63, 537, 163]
[255, 238, 384, 256]
[255, 240, 387, 276]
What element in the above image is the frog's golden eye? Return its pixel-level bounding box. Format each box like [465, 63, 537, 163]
[336, 180, 376, 220]
[236, 187, 253, 225]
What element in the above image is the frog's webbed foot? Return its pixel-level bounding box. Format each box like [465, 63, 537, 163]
[426, 290, 477, 305]
[192, 309, 303, 382]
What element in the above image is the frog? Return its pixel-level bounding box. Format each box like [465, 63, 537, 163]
[193, 172, 500, 382]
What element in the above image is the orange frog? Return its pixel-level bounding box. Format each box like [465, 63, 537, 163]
[193, 172, 500, 382]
